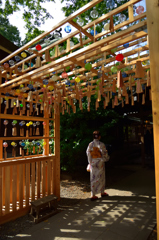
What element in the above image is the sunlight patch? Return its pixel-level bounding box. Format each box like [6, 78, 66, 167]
[60, 229, 81, 233]
[15, 234, 32, 237]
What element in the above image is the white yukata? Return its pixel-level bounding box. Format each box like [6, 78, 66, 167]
[86, 139, 108, 196]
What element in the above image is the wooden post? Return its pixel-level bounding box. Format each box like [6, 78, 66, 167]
[44, 109, 49, 195]
[0, 92, 3, 161]
[140, 119, 145, 168]
[128, 4, 134, 21]
[44, 110, 49, 155]
[53, 104, 60, 199]
[146, 0, 159, 238]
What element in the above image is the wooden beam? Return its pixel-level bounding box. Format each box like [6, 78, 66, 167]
[0, 46, 13, 55]
[44, 108, 50, 155]
[0, 20, 147, 89]
[128, 4, 134, 21]
[0, 114, 54, 121]
[71, 58, 98, 75]
[68, 20, 94, 41]
[1, 1, 144, 78]
[0, 0, 104, 65]
[53, 104, 60, 199]
[146, 0, 159, 239]
[0, 137, 55, 140]
[0, 155, 55, 167]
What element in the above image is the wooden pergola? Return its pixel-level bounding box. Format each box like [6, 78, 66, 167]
[0, 0, 158, 237]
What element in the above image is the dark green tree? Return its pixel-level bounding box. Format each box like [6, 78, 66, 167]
[0, 0, 55, 40]
[22, 28, 44, 45]
[60, 96, 123, 172]
[0, 16, 21, 46]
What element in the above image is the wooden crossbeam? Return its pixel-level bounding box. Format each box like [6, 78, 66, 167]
[68, 20, 94, 41]
[0, 114, 54, 121]
[86, 36, 147, 62]
[5, 41, 148, 93]
[0, 136, 55, 140]
[0, 156, 55, 167]
[0, 20, 147, 89]
[0, 0, 105, 64]
[104, 56, 150, 74]
[70, 58, 98, 75]
[0, 0, 144, 78]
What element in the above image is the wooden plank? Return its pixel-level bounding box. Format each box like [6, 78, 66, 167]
[36, 161, 41, 199]
[53, 104, 60, 199]
[51, 160, 54, 194]
[19, 164, 23, 210]
[47, 160, 51, 196]
[0, 0, 143, 79]
[2, 168, 5, 207]
[0, 136, 54, 142]
[31, 162, 35, 201]
[5, 166, 10, 214]
[0, 91, 2, 160]
[0, 45, 13, 54]
[16, 165, 19, 203]
[0, 19, 147, 88]
[0, 142, 3, 161]
[12, 165, 17, 212]
[44, 110, 50, 155]
[66, 38, 70, 53]
[0, 206, 30, 225]
[23, 164, 25, 200]
[10, 167, 13, 204]
[68, 20, 94, 41]
[146, 0, 159, 238]
[42, 161, 46, 197]
[30, 32, 148, 82]
[128, 4, 134, 21]
[43, 107, 50, 197]
[0, 0, 142, 80]
[0, 89, 2, 162]
[78, 31, 147, 63]
[31, 39, 148, 87]
[0, 167, 2, 216]
[0, 155, 55, 167]
[0, 114, 54, 122]
[25, 163, 30, 207]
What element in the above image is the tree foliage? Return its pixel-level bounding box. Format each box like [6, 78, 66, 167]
[61, 0, 130, 28]
[22, 28, 44, 45]
[0, 16, 21, 46]
[60, 96, 123, 172]
[0, 0, 55, 32]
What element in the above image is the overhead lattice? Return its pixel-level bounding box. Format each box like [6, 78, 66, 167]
[0, 0, 150, 115]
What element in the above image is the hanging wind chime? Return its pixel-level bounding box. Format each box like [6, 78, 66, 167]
[3, 120, 8, 136]
[3, 142, 8, 160]
[12, 120, 17, 136]
[11, 142, 17, 157]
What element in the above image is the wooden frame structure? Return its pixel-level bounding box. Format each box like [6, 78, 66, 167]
[0, 0, 158, 235]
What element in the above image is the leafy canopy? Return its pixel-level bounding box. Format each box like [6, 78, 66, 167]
[60, 95, 123, 172]
[22, 28, 44, 45]
[0, 16, 21, 46]
[0, 0, 55, 33]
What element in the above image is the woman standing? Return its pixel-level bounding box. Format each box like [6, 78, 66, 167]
[86, 130, 109, 201]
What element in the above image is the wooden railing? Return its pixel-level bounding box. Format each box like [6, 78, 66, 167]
[0, 155, 58, 224]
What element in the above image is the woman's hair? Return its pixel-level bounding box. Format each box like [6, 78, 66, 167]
[93, 130, 101, 139]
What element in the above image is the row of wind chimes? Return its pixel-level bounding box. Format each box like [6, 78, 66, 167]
[3, 120, 41, 137]
[2, 140, 45, 159]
